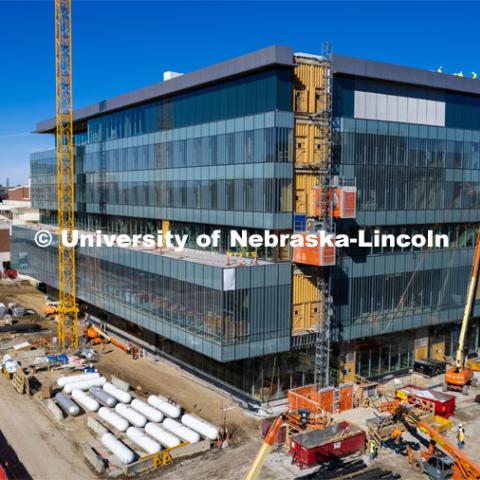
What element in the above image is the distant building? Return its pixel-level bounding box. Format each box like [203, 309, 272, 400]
[0, 185, 8, 202]
[0, 223, 10, 268]
[1, 185, 39, 268]
[11, 45, 480, 402]
[7, 185, 30, 202]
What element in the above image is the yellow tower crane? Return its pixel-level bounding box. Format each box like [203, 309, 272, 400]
[55, 0, 78, 350]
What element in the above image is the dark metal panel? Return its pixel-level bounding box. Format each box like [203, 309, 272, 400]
[333, 53, 480, 96]
[36, 45, 295, 133]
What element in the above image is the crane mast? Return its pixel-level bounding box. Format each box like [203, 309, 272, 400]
[55, 0, 78, 350]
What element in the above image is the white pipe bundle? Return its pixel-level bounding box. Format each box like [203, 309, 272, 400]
[98, 407, 129, 432]
[63, 376, 106, 393]
[101, 433, 135, 464]
[147, 395, 181, 418]
[115, 403, 147, 428]
[181, 413, 219, 440]
[131, 398, 163, 423]
[57, 372, 100, 387]
[145, 422, 181, 448]
[126, 427, 161, 455]
[71, 389, 100, 412]
[103, 382, 131, 403]
[163, 418, 200, 443]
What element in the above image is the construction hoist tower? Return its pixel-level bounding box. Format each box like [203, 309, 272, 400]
[311, 42, 334, 388]
[55, 0, 78, 350]
[291, 42, 339, 388]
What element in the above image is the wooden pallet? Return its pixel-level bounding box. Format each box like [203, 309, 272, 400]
[12, 368, 30, 395]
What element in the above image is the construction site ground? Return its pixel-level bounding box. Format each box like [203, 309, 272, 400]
[0, 280, 303, 480]
[333, 388, 480, 480]
[2, 280, 480, 480]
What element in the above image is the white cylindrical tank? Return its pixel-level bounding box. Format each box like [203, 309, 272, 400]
[145, 422, 181, 448]
[55, 392, 80, 417]
[147, 395, 181, 418]
[181, 413, 219, 440]
[57, 372, 100, 388]
[98, 407, 129, 432]
[163, 418, 200, 443]
[131, 398, 163, 423]
[101, 433, 135, 464]
[90, 387, 117, 407]
[63, 376, 106, 393]
[126, 427, 161, 455]
[71, 389, 100, 412]
[115, 403, 147, 428]
[103, 382, 132, 403]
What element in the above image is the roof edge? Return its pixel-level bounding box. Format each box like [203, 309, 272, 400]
[332, 53, 480, 96]
[35, 45, 295, 133]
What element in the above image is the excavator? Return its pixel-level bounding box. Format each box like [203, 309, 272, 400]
[444, 229, 480, 394]
[391, 405, 480, 480]
[84, 323, 131, 354]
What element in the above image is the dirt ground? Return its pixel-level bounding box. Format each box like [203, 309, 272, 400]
[0, 373, 96, 480]
[0, 281, 49, 316]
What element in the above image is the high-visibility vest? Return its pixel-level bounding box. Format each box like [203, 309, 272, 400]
[458, 429, 465, 442]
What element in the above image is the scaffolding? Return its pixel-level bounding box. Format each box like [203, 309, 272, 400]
[292, 42, 335, 388]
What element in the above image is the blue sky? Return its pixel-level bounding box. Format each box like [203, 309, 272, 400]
[1, 0, 480, 185]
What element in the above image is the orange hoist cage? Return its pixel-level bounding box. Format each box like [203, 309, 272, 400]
[288, 385, 335, 414]
[292, 233, 336, 267]
[314, 187, 357, 219]
[338, 384, 354, 412]
[333, 187, 356, 219]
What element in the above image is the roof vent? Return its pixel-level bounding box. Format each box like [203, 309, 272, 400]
[163, 71, 183, 81]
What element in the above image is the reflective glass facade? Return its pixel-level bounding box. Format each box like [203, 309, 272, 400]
[333, 75, 480, 342]
[15, 49, 480, 396]
[12, 226, 291, 362]
[31, 112, 294, 230]
[18, 66, 294, 367]
[87, 68, 292, 142]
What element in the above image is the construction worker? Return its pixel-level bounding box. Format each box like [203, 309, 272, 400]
[473, 72, 478, 80]
[392, 427, 403, 447]
[437, 66, 443, 73]
[457, 424, 465, 450]
[407, 444, 413, 464]
[368, 439, 377, 460]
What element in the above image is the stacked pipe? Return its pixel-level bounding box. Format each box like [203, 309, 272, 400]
[115, 403, 147, 428]
[147, 395, 181, 418]
[101, 433, 135, 464]
[71, 389, 100, 412]
[181, 413, 219, 440]
[98, 407, 129, 432]
[63, 376, 106, 393]
[103, 382, 131, 403]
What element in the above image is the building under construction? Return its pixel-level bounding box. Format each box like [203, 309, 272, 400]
[11, 45, 480, 402]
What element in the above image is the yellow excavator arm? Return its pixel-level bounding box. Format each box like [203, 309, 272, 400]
[243, 416, 283, 480]
[456, 229, 480, 369]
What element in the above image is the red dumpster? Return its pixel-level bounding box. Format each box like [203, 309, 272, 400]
[289, 421, 366, 469]
[396, 385, 455, 419]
